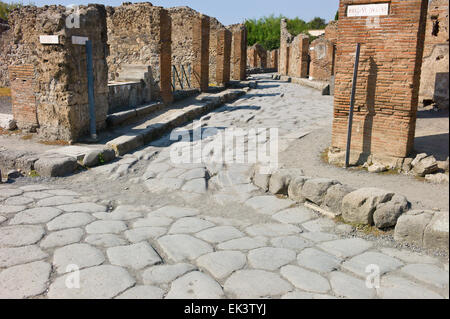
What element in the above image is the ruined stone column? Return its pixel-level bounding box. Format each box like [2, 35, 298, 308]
[216, 29, 232, 86]
[332, 0, 428, 160]
[230, 25, 247, 81]
[192, 14, 210, 91]
[159, 9, 173, 104]
[279, 19, 290, 75]
[289, 34, 309, 78]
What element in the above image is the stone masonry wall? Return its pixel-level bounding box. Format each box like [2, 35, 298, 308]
[0, 19, 11, 88]
[280, 19, 309, 78]
[215, 28, 232, 85]
[419, 0, 449, 109]
[209, 18, 226, 86]
[269, 49, 279, 70]
[248, 43, 267, 68]
[279, 19, 291, 76]
[229, 24, 247, 81]
[192, 14, 210, 91]
[106, 3, 172, 103]
[8, 5, 109, 142]
[332, 0, 428, 158]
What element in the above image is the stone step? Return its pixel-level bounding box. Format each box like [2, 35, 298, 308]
[106, 102, 165, 128]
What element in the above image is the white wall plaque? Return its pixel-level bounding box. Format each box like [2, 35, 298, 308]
[347, 3, 390, 17]
[72, 36, 89, 45]
[39, 35, 60, 44]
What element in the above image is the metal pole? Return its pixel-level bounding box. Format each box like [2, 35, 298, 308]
[345, 43, 361, 168]
[86, 40, 97, 140]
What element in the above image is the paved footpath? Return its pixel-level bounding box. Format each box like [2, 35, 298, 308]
[0, 75, 448, 299]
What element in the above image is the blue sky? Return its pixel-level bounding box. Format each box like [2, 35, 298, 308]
[10, 0, 340, 25]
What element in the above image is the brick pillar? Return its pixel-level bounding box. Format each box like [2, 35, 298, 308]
[192, 15, 210, 91]
[216, 29, 232, 86]
[9, 65, 38, 129]
[273, 49, 279, 70]
[279, 19, 289, 75]
[289, 35, 309, 78]
[232, 27, 247, 81]
[159, 9, 173, 104]
[332, 0, 428, 158]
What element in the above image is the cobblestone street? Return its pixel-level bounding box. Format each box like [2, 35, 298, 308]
[0, 75, 448, 299]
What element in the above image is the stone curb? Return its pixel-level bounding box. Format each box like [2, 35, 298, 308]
[274, 74, 330, 95]
[106, 102, 165, 128]
[251, 166, 449, 252]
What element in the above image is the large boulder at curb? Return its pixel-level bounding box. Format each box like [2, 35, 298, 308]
[321, 184, 355, 214]
[301, 178, 339, 206]
[341, 188, 394, 225]
[424, 211, 449, 251]
[373, 194, 409, 229]
[394, 210, 435, 247]
[83, 148, 116, 168]
[287, 176, 310, 203]
[34, 155, 78, 177]
[269, 168, 304, 195]
[412, 154, 439, 177]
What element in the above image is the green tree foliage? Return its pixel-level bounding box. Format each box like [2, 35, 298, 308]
[245, 15, 328, 51]
[0, 1, 25, 22]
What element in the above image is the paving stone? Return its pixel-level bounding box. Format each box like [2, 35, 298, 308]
[107, 242, 162, 270]
[147, 163, 171, 174]
[245, 223, 302, 237]
[272, 207, 316, 224]
[166, 271, 224, 299]
[270, 236, 311, 250]
[0, 205, 27, 214]
[342, 252, 404, 278]
[401, 264, 449, 289]
[57, 202, 107, 213]
[224, 270, 292, 298]
[300, 232, 338, 243]
[133, 216, 173, 228]
[115, 286, 165, 299]
[301, 218, 336, 233]
[143, 263, 197, 285]
[181, 178, 207, 194]
[197, 251, 247, 279]
[0, 261, 51, 298]
[282, 291, 337, 299]
[19, 185, 51, 192]
[145, 178, 185, 192]
[196, 226, 245, 243]
[280, 265, 331, 293]
[47, 189, 80, 196]
[47, 213, 96, 231]
[9, 207, 62, 225]
[53, 243, 105, 274]
[158, 234, 213, 262]
[179, 168, 207, 180]
[0, 189, 24, 198]
[329, 272, 376, 299]
[23, 192, 53, 200]
[245, 196, 295, 215]
[0, 225, 45, 247]
[248, 247, 296, 271]
[217, 237, 267, 251]
[40, 228, 84, 249]
[379, 248, 439, 265]
[297, 248, 341, 273]
[124, 227, 167, 243]
[86, 221, 128, 234]
[0, 216, 5, 224]
[85, 234, 127, 248]
[378, 275, 445, 299]
[36, 196, 78, 207]
[169, 217, 215, 234]
[4, 196, 34, 206]
[47, 265, 135, 299]
[0, 245, 48, 267]
[93, 209, 143, 221]
[150, 206, 199, 218]
[319, 238, 373, 258]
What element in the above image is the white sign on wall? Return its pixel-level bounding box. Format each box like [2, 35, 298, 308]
[72, 36, 89, 45]
[39, 35, 60, 45]
[347, 3, 390, 17]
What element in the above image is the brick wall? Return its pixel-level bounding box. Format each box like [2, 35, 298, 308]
[309, 37, 335, 81]
[332, 0, 428, 158]
[192, 14, 210, 91]
[8, 5, 109, 142]
[216, 29, 232, 85]
[248, 43, 267, 68]
[107, 3, 172, 103]
[419, 0, 449, 108]
[209, 18, 228, 86]
[229, 24, 247, 81]
[9, 65, 37, 128]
